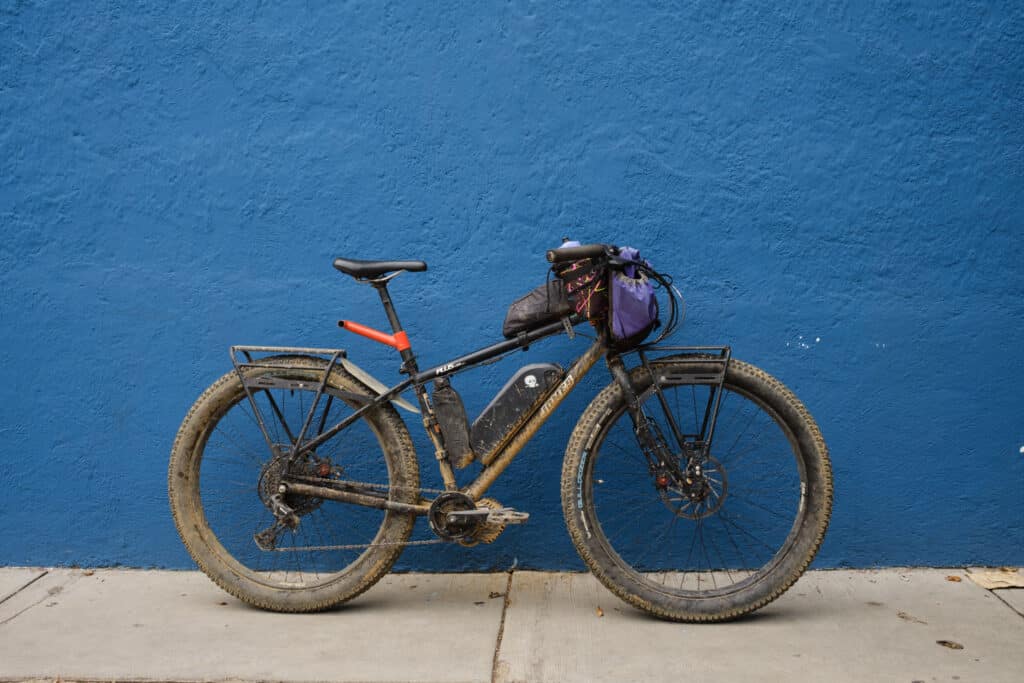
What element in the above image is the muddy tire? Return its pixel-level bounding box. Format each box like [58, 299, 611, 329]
[168, 355, 419, 612]
[561, 358, 832, 622]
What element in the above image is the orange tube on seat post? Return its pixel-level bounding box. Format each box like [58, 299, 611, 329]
[339, 320, 411, 351]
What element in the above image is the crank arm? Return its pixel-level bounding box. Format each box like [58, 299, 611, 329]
[446, 507, 530, 525]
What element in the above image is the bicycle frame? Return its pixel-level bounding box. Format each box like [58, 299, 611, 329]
[232, 320, 604, 516]
[230, 271, 730, 518]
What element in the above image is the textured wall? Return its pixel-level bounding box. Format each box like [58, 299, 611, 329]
[1, 2, 1022, 570]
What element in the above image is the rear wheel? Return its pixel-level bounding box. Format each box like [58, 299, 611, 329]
[168, 356, 419, 612]
[561, 358, 832, 622]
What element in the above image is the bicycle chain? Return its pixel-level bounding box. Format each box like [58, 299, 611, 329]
[269, 475, 450, 552]
[271, 538, 445, 552]
[285, 474, 449, 496]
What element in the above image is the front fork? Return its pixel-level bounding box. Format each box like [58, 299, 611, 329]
[605, 354, 715, 489]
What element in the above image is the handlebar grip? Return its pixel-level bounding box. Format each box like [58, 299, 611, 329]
[546, 243, 609, 263]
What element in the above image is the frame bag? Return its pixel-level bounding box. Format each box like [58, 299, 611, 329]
[502, 280, 572, 338]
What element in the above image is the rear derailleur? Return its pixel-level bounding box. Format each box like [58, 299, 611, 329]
[253, 446, 342, 551]
[253, 494, 300, 551]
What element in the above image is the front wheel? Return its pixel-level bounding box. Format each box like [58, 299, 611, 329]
[561, 358, 832, 622]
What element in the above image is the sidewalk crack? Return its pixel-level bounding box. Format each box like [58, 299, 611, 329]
[0, 592, 54, 627]
[0, 570, 48, 608]
[490, 570, 514, 683]
[991, 589, 1024, 619]
[0, 571, 82, 627]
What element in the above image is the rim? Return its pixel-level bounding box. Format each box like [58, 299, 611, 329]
[583, 372, 808, 600]
[188, 367, 398, 591]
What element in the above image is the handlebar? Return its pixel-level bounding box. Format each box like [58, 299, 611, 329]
[546, 243, 610, 263]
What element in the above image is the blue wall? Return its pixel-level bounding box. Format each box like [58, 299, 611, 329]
[2, 2, 1022, 570]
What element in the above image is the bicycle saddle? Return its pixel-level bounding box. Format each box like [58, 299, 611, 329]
[333, 257, 428, 278]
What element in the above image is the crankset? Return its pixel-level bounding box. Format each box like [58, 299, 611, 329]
[428, 492, 528, 545]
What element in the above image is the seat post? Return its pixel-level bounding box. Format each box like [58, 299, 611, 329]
[372, 280, 418, 370]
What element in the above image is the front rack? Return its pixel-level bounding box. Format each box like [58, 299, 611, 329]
[635, 345, 732, 452]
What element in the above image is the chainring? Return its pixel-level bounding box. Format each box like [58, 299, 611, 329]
[428, 492, 480, 542]
[458, 497, 506, 547]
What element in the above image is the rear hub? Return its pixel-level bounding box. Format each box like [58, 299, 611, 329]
[257, 447, 330, 518]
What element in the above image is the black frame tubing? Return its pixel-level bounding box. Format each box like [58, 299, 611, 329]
[235, 337, 732, 517]
[289, 316, 585, 460]
[230, 259, 731, 520]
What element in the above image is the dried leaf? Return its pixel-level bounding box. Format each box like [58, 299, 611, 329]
[82, 569, 95, 577]
[945, 575, 962, 582]
[596, 606, 604, 617]
[936, 640, 964, 650]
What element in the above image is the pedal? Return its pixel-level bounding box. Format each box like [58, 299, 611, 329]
[445, 507, 529, 525]
[487, 508, 529, 525]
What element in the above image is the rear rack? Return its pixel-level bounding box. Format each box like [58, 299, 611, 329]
[229, 345, 348, 456]
[229, 345, 348, 371]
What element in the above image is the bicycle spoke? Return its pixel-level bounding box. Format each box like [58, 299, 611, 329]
[585, 374, 810, 602]
[188, 364, 414, 592]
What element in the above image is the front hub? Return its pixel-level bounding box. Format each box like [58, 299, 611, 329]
[656, 452, 728, 520]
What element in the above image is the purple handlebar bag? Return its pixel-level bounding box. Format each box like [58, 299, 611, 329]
[609, 247, 658, 347]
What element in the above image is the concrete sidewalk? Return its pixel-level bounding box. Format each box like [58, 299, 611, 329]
[0, 568, 1021, 683]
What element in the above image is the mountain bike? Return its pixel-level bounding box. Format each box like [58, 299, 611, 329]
[168, 243, 833, 622]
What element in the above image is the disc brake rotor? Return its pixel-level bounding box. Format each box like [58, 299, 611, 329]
[658, 456, 728, 519]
